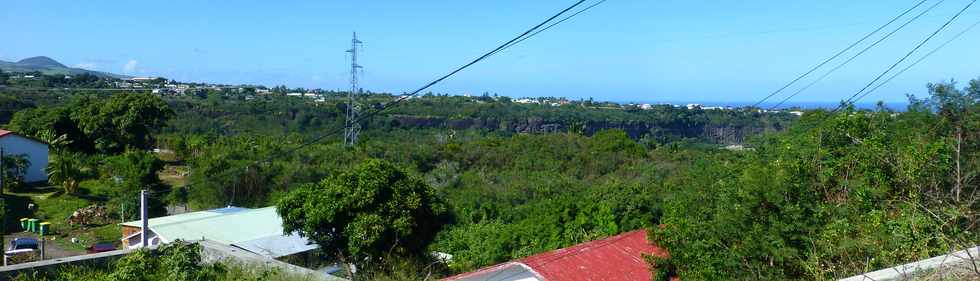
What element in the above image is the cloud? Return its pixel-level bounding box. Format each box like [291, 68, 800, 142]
[123, 60, 139, 73]
[75, 62, 98, 70]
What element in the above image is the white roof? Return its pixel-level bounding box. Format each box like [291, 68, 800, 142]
[122, 206, 317, 257]
[232, 233, 318, 258]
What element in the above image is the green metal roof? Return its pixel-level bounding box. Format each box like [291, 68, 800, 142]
[123, 206, 318, 258]
[125, 207, 292, 245]
[121, 206, 249, 228]
[158, 207, 287, 244]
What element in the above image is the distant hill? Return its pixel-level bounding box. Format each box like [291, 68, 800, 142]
[0, 56, 128, 79]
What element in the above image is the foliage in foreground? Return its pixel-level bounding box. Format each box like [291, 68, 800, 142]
[652, 79, 980, 280]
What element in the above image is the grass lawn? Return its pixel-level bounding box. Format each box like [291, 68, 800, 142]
[4, 184, 122, 252]
[159, 164, 189, 188]
[1, 154, 183, 254]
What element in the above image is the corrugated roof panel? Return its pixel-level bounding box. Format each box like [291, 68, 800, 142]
[152, 207, 285, 245]
[519, 230, 666, 281]
[121, 206, 250, 228]
[443, 262, 542, 281]
[232, 233, 319, 258]
[443, 230, 667, 281]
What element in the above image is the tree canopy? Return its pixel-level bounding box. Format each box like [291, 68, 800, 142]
[277, 159, 450, 262]
[8, 93, 172, 154]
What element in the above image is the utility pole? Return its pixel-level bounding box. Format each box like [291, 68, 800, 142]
[344, 32, 363, 147]
[1, 147, 4, 264]
[1, 147, 5, 194]
[140, 190, 148, 248]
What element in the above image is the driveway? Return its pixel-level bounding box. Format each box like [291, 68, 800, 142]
[4, 232, 85, 262]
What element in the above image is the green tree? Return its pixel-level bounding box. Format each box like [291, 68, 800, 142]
[47, 152, 83, 194]
[39, 131, 83, 194]
[72, 93, 173, 153]
[104, 150, 167, 218]
[8, 107, 91, 153]
[276, 159, 450, 264]
[1, 154, 29, 190]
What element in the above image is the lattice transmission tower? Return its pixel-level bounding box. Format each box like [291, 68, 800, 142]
[344, 32, 363, 146]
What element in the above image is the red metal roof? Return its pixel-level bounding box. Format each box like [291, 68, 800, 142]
[444, 229, 668, 281]
[0, 129, 48, 144]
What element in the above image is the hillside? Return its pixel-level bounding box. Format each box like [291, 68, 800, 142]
[0, 56, 128, 78]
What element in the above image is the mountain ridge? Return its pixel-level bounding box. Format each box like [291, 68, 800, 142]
[0, 56, 128, 78]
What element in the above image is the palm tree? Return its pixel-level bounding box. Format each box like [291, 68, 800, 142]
[37, 131, 82, 194]
[47, 153, 81, 194]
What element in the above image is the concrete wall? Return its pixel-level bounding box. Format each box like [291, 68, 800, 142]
[198, 240, 346, 281]
[0, 248, 140, 279]
[840, 246, 980, 281]
[0, 241, 345, 281]
[0, 134, 49, 183]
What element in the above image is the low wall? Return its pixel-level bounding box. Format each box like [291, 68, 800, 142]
[840, 246, 980, 281]
[0, 247, 146, 279]
[0, 241, 345, 281]
[198, 240, 346, 281]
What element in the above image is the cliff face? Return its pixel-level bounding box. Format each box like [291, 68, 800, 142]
[387, 115, 774, 144]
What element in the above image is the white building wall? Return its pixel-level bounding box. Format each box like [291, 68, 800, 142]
[0, 134, 49, 183]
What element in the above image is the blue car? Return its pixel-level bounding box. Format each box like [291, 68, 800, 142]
[7, 238, 38, 252]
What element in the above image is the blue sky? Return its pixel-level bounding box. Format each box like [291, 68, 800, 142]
[2, 0, 979, 103]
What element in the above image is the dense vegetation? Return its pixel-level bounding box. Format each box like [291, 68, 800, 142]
[2, 70, 978, 280]
[651, 79, 980, 280]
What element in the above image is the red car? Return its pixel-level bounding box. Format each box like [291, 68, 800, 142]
[86, 243, 117, 253]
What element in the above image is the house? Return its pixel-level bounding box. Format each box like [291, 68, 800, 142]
[0, 129, 49, 183]
[128, 77, 157, 82]
[444, 230, 669, 281]
[120, 206, 318, 259]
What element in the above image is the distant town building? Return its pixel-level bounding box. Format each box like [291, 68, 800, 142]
[0, 129, 49, 183]
[128, 77, 157, 82]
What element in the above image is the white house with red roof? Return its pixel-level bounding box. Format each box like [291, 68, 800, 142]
[443, 229, 669, 281]
[0, 129, 49, 183]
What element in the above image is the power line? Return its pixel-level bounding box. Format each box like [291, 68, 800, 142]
[856, 16, 980, 103]
[769, 0, 947, 110]
[273, 0, 593, 158]
[494, 0, 608, 55]
[749, 0, 932, 109]
[839, 0, 978, 110]
[198, 0, 604, 203]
